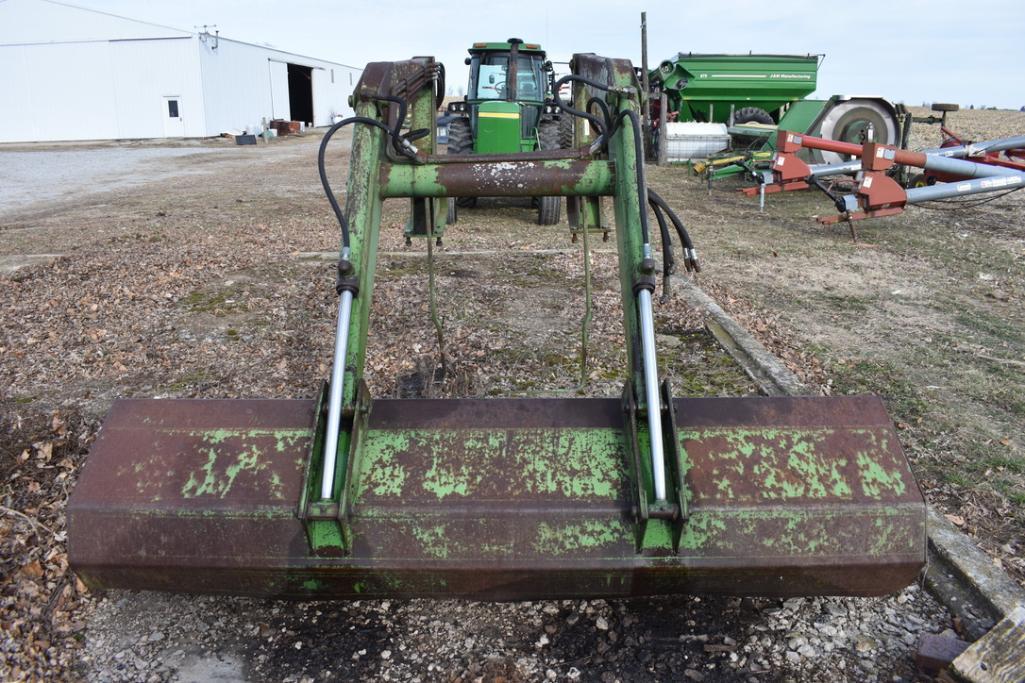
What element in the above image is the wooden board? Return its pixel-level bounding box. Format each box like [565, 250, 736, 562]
[951, 606, 1025, 683]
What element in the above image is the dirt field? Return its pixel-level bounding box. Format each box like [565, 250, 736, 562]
[2, 107, 1023, 681]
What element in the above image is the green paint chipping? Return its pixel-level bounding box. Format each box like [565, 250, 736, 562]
[180, 432, 294, 500]
[359, 432, 410, 497]
[681, 427, 867, 502]
[856, 453, 907, 498]
[534, 519, 627, 555]
[521, 429, 623, 499]
[412, 524, 451, 559]
[677, 513, 729, 550]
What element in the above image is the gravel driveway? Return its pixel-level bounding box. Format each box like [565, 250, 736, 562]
[0, 144, 232, 217]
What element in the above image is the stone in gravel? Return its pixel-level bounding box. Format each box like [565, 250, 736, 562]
[855, 636, 875, 653]
[381, 649, 391, 659]
[566, 613, 580, 626]
[567, 667, 581, 680]
[546, 669, 557, 681]
[543, 604, 559, 615]
[595, 616, 609, 631]
[785, 651, 802, 664]
[684, 669, 705, 681]
[798, 644, 817, 658]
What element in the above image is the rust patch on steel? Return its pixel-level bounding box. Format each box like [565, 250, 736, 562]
[68, 396, 925, 600]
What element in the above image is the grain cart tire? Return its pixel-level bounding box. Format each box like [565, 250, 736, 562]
[931, 102, 959, 112]
[731, 107, 775, 147]
[537, 121, 562, 225]
[446, 118, 477, 208]
[733, 107, 774, 125]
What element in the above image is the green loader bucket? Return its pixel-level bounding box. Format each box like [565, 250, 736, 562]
[68, 394, 924, 600]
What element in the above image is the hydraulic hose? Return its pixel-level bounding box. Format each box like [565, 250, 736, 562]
[648, 189, 699, 272]
[318, 115, 393, 250]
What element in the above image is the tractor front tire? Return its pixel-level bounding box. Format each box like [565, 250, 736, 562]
[537, 121, 563, 225]
[446, 117, 477, 208]
[558, 115, 574, 149]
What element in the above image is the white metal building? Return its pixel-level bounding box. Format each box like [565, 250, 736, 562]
[0, 0, 361, 142]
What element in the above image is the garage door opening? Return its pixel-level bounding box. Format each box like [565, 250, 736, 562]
[287, 63, 314, 125]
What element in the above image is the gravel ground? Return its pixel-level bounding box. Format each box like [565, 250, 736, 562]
[6, 109, 1023, 680]
[0, 145, 233, 216]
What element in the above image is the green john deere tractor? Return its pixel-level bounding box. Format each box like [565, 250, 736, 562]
[446, 38, 572, 224]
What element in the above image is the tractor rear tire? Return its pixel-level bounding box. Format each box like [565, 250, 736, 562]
[446, 118, 477, 208]
[537, 120, 563, 225]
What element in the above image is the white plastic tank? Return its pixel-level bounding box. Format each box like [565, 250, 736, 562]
[664, 122, 730, 160]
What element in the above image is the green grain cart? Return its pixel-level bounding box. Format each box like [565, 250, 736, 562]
[650, 53, 900, 168]
[446, 38, 572, 224]
[652, 53, 821, 126]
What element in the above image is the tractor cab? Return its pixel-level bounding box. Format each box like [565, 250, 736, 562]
[448, 38, 559, 154]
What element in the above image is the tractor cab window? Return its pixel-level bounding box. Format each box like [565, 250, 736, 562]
[475, 56, 509, 100]
[515, 55, 544, 101]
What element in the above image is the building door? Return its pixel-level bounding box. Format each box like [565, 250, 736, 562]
[163, 96, 185, 137]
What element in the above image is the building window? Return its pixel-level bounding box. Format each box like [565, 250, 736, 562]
[167, 99, 179, 118]
[331, 69, 335, 83]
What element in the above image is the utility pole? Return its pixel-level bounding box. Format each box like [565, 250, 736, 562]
[640, 12, 651, 159]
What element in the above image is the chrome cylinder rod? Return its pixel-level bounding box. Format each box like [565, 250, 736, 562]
[320, 251, 354, 501]
[637, 244, 666, 501]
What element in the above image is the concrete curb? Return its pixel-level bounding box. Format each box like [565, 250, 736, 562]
[681, 277, 1025, 641]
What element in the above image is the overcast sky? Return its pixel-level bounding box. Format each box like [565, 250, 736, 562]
[76, 0, 1024, 109]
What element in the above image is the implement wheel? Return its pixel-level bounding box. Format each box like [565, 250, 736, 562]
[447, 118, 477, 208]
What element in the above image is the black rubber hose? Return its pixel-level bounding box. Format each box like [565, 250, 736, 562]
[648, 188, 700, 272]
[647, 189, 693, 249]
[650, 198, 675, 278]
[586, 96, 613, 139]
[551, 74, 609, 139]
[318, 116, 394, 249]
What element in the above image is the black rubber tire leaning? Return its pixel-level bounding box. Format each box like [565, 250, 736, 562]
[446, 117, 477, 208]
[536, 120, 562, 225]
